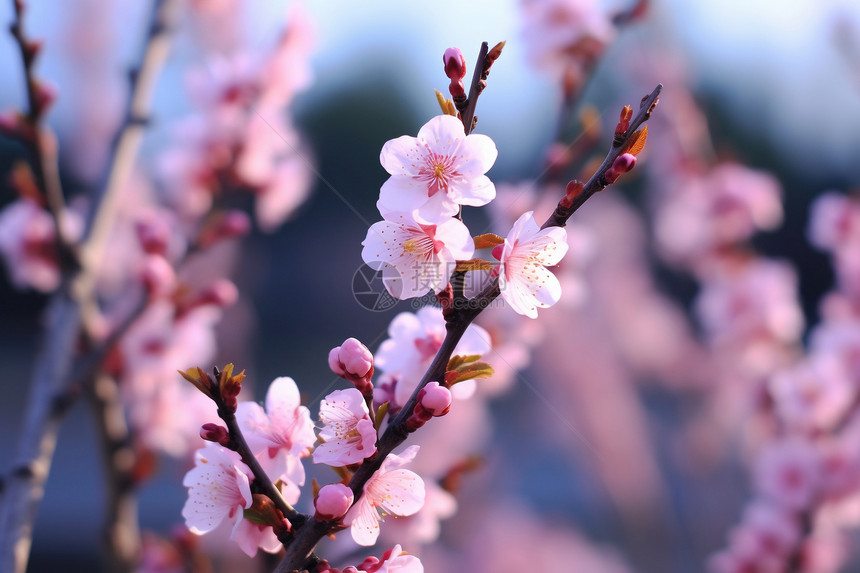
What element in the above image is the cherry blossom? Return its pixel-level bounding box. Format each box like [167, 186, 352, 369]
[520, 0, 615, 76]
[361, 211, 474, 300]
[754, 437, 822, 511]
[377, 115, 497, 221]
[235, 377, 316, 503]
[344, 446, 425, 546]
[232, 519, 282, 558]
[769, 355, 854, 433]
[315, 483, 354, 520]
[0, 198, 82, 292]
[351, 544, 423, 573]
[655, 164, 783, 265]
[312, 388, 378, 467]
[181, 445, 253, 536]
[495, 211, 569, 319]
[375, 307, 492, 407]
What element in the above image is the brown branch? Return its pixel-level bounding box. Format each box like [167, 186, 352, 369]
[8, 0, 76, 273]
[0, 2, 181, 571]
[88, 374, 141, 573]
[459, 42, 489, 136]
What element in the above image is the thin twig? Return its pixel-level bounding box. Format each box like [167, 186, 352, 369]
[8, 0, 76, 272]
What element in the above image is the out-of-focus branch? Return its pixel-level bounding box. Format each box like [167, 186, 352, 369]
[8, 0, 75, 272]
[88, 374, 141, 573]
[0, 2, 180, 571]
[77, 0, 180, 334]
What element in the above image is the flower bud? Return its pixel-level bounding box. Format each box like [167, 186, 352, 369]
[200, 423, 230, 446]
[139, 254, 176, 298]
[443, 47, 466, 81]
[314, 483, 354, 521]
[419, 381, 452, 416]
[329, 338, 374, 396]
[604, 153, 637, 184]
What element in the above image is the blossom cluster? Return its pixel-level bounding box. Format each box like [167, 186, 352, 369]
[361, 106, 569, 318]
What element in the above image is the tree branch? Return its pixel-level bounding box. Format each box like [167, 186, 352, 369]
[0, 2, 180, 571]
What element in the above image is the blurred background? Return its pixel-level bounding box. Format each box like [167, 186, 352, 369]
[1, 0, 860, 571]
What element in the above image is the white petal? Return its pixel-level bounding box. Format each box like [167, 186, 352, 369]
[380, 135, 422, 176]
[456, 132, 498, 176]
[436, 218, 475, 261]
[447, 174, 496, 207]
[346, 497, 381, 546]
[378, 176, 433, 216]
[372, 469, 425, 516]
[416, 115, 466, 156]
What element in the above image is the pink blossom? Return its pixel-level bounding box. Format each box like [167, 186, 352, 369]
[361, 211, 474, 300]
[656, 164, 783, 265]
[694, 259, 804, 350]
[755, 437, 822, 511]
[315, 483, 354, 520]
[520, 0, 615, 75]
[377, 115, 497, 222]
[235, 377, 316, 503]
[344, 446, 425, 546]
[495, 211, 569, 318]
[0, 199, 81, 292]
[419, 382, 452, 416]
[352, 544, 424, 573]
[808, 192, 860, 253]
[329, 338, 374, 379]
[712, 499, 800, 571]
[231, 519, 282, 558]
[312, 389, 377, 467]
[769, 355, 854, 433]
[120, 302, 221, 456]
[181, 445, 253, 535]
[374, 307, 492, 407]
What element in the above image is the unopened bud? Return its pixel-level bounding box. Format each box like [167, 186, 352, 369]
[560, 180, 584, 208]
[329, 338, 374, 396]
[139, 255, 176, 298]
[605, 153, 637, 184]
[200, 423, 230, 446]
[419, 381, 452, 416]
[33, 81, 56, 116]
[188, 280, 239, 310]
[197, 210, 251, 248]
[314, 483, 354, 521]
[135, 216, 170, 255]
[443, 47, 466, 81]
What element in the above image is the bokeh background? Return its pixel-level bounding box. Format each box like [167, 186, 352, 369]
[1, 0, 860, 571]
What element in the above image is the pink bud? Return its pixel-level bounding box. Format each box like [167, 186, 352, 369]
[139, 255, 176, 298]
[200, 423, 230, 446]
[199, 279, 238, 308]
[314, 483, 354, 521]
[419, 381, 452, 416]
[33, 81, 56, 116]
[135, 217, 170, 255]
[491, 243, 505, 261]
[328, 347, 345, 375]
[220, 210, 251, 238]
[339, 338, 373, 378]
[443, 47, 466, 81]
[613, 153, 637, 173]
[605, 153, 637, 184]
